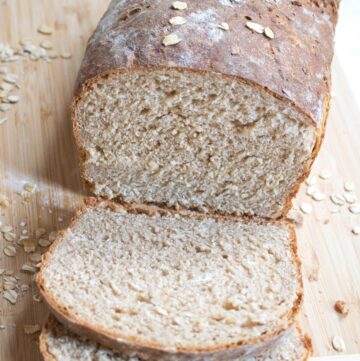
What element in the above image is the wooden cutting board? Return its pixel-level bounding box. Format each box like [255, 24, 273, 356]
[0, 1, 359, 360]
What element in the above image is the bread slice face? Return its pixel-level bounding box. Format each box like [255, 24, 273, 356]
[40, 316, 312, 361]
[74, 68, 317, 219]
[37, 200, 302, 360]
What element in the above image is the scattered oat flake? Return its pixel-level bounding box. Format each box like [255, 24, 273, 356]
[60, 52, 72, 59]
[38, 238, 51, 247]
[38, 25, 54, 35]
[246, 21, 264, 34]
[306, 186, 316, 196]
[334, 300, 349, 316]
[24, 324, 41, 334]
[0, 325, 5, 330]
[349, 203, 360, 214]
[332, 335, 346, 352]
[3, 74, 18, 84]
[352, 226, 360, 235]
[21, 263, 38, 273]
[305, 176, 316, 186]
[330, 193, 345, 206]
[286, 209, 303, 226]
[4, 232, 16, 242]
[29, 253, 42, 263]
[3, 290, 18, 304]
[0, 198, 10, 207]
[24, 183, 36, 192]
[49, 231, 58, 242]
[319, 170, 331, 179]
[40, 40, 53, 49]
[218, 22, 229, 31]
[300, 203, 312, 215]
[0, 104, 12, 112]
[8, 95, 19, 103]
[344, 193, 356, 204]
[172, 1, 187, 10]
[4, 245, 16, 257]
[35, 228, 46, 238]
[169, 16, 187, 25]
[344, 181, 355, 192]
[163, 33, 182, 46]
[264, 27, 274, 39]
[0, 117, 7, 125]
[312, 191, 326, 201]
[33, 293, 42, 302]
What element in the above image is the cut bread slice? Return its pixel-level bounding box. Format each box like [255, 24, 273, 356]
[40, 316, 312, 361]
[37, 200, 303, 360]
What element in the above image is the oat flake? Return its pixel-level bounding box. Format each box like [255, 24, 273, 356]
[330, 193, 345, 206]
[4, 245, 16, 257]
[300, 203, 312, 215]
[172, 1, 187, 10]
[352, 226, 360, 235]
[38, 25, 54, 35]
[305, 176, 317, 186]
[344, 181, 355, 192]
[218, 22, 229, 31]
[163, 33, 182, 46]
[246, 21, 264, 34]
[332, 335, 346, 352]
[264, 27, 274, 39]
[169, 16, 187, 25]
[349, 203, 360, 214]
[319, 170, 331, 179]
[3, 290, 18, 304]
[24, 324, 41, 334]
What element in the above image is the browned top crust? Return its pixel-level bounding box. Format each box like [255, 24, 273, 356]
[74, 0, 339, 124]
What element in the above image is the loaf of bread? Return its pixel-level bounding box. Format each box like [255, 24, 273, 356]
[40, 316, 312, 361]
[37, 200, 302, 361]
[72, 0, 339, 218]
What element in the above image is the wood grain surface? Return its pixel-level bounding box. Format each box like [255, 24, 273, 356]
[0, 1, 359, 360]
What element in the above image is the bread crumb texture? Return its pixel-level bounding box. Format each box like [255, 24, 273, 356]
[40, 206, 300, 351]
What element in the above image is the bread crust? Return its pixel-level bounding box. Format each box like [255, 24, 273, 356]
[71, 0, 339, 219]
[39, 315, 313, 361]
[37, 198, 304, 361]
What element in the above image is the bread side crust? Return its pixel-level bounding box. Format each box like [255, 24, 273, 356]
[39, 316, 313, 361]
[37, 199, 304, 361]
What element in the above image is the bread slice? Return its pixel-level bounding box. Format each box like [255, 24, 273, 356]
[72, 0, 339, 219]
[37, 200, 303, 360]
[40, 316, 312, 361]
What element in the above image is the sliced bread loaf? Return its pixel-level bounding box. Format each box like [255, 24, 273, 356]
[72, 0, 339, 218]
[37, 200, 302, 361]
[40, 316, 312, 361]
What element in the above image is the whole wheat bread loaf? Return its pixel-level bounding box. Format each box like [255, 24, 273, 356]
[72, 0, 339, 218]
[37, 200, 302, 361]
[40, 316, 312, 361]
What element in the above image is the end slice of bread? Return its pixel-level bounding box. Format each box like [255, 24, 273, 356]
[37, 200, 303, 360]
[40, 316, 312, 361]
